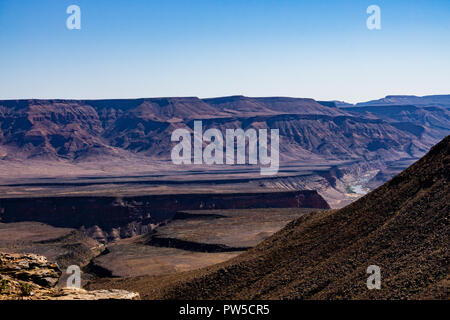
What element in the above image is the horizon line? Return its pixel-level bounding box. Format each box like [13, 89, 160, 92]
[1, 93, 449, 105]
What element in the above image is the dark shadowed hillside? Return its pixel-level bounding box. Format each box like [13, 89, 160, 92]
[89, 136, 449, 299]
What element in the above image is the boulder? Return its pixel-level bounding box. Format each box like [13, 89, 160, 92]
[0, 252, 139, 300]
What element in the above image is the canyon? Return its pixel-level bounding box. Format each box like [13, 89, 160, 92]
[1, 94, 449, 208]
[0, 95, 449, 299]
[88, 136, 449, 300]
[0, 190, 328, 242]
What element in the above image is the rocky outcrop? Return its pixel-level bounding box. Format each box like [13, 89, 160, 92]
[0, 252, 61, 287]
[0, 252, 139, 300]
[50, 288, 140, 300]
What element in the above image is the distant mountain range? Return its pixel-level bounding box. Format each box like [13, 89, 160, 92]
[1, 95, 449, 165]
[355, 94, 450, 108]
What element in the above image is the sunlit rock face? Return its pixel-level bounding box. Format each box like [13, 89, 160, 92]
[0, 252, 139, 300]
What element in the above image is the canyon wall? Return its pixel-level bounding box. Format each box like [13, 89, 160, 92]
[0, 190, 329, 242]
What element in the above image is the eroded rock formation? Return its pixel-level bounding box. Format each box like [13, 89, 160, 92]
[0, 252, 139, 300]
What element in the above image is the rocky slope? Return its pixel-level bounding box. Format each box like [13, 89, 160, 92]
[0, 222, 104, 271]
[90, 136, 449, 299]
[0, 252, 139, 300]
[342, 104, 450, 142]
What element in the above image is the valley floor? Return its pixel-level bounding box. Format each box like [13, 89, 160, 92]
[0, 208, 319, 288]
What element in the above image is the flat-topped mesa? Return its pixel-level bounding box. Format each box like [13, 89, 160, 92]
[0, 190, 329, 242]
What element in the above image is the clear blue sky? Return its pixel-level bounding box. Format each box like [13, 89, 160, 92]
[0, 0, 449, 103]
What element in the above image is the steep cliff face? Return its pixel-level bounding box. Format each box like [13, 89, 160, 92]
[343, 104, 450, 142]
[0, 190, 329, 242]
[0, 100, 110, 160]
